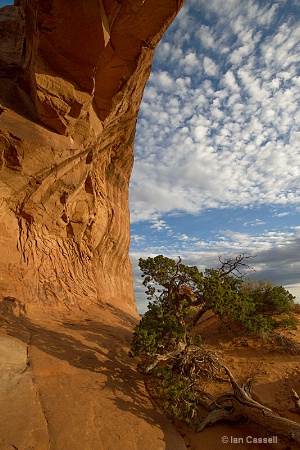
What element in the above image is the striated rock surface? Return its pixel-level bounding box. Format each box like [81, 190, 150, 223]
[0, 0, 185, 315]
[0, 1, 186, 449]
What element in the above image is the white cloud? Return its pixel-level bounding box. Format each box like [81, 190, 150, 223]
[150, 219, 171, 232]
[193, 125, 208, 141]
[196, 25, 216, 50]
[151, 71, 174, 91]
[203, 56, 218, 77]
[243, 219, 266, 227]
[222, 72, 240, 95]
[275, 212, 290, 217]
[131, 235, 146, 244]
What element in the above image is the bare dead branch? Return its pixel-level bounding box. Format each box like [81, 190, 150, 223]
[197, 365, 300, 442]
[218, 253, 255, 279]
[144, 340, 187, 373]
[197, 407, 243, 432]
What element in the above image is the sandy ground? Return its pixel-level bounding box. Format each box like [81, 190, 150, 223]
[173, 313, 300, 450]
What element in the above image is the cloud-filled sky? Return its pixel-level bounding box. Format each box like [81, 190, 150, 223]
[129, 0, 300, 313]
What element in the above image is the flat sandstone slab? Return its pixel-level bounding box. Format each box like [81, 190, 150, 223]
[0, 303, 186, 450]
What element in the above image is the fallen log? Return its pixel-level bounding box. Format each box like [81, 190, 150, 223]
[197, 365, 300, 443]
[291, 389, 300, 414]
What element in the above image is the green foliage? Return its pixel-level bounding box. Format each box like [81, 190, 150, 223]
[151, 367, 198, 424]
[131, 327, 159, 356]
[238, 280, 295, 333]
[203, 274, 254, 323]
[241, 280, 294, 316]
[278, 316, 297, 330]
[243, 314, 277, 335]
[131, 299, 185, 356]
[291, 302, 300, 314]
[139, 254, 203, 301]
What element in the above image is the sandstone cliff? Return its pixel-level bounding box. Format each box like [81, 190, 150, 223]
[0, 1, 187, 449]
[0, 0, 184, 315]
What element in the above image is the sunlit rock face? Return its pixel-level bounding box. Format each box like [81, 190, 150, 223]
[0, 0, 185, 315]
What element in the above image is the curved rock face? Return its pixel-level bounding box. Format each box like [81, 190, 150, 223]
[0, 0, 184, 315]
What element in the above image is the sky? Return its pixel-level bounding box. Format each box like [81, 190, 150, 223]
[1, 0, 299, 313]
[129, 0, 300, 313]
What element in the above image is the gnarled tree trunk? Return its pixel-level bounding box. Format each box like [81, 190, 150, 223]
[198, 366, 300, 443]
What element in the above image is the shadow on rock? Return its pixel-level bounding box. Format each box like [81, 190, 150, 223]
[0, 296, 184, 448]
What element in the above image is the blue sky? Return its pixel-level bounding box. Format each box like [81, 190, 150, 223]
[1, 0, 299, 312]
[129, 0, 300, 313]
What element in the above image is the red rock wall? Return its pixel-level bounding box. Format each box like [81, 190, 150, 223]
[0, 0, 185, 315]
